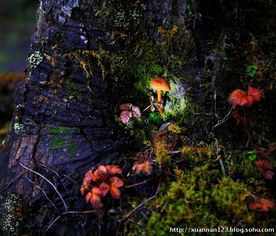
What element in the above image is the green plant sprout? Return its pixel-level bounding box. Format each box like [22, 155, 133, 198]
[246, 150, 257, 161]
[246, 64, 258, 77]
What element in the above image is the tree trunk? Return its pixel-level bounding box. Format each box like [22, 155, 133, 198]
[0, 0, 197, 196]
[0, 0, 275, 234]
[0, 0, 129, 195]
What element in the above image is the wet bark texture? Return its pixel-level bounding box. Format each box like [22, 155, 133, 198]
[0, 0, 127, 195]
[0, 0, 195, 197]
[0, 0, 275, 233]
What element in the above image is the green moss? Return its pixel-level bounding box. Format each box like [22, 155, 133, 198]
[245, 64, 259, 78]
[51, 139, 66, 148]
[113, 10, 129, 28]
[52, 140, 77, 158]
[64, 80, 83, 100]
[124, 140, 275, 236]
[50, 126, 77, 135]
[181, 146, 212, 163]
[49, 126, 78, 158]
[132, 63, 164, 96]
[144, 167, 256, 236]
[66, 48, 109, 78]
[211, 178, 255, 224]
[110, 54, 128, 72]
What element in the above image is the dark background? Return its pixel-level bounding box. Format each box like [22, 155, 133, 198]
[0, 0, 37, 141]
[0, 0, 37, 72]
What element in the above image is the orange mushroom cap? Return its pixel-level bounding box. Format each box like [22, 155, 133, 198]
[150, 77, 170, 91]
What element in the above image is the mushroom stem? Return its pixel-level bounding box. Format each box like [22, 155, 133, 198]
[157, 90, 162, 104]
[158, 108, 164, 114]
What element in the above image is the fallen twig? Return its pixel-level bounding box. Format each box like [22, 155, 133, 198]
[219, 159, 226, 177]
[62, 174, 78, 185]
[43, 210, 97, 235]
[19, 162, 68, 211]
[167, 150, 181, 154]
[124, 177, 156, 188]
[25, 176, 58, 210]
[61, 210, 97, 215]
[43, 215, 61, 236]
[39, 209, 48, 234]
[39, 164, 68, 190]
[118, 180, 160, 222]
[36, 185, 58, 210]
[0, 171, 27, 194]
[213, 108, 232, 129]
[170, 159, 186, 166]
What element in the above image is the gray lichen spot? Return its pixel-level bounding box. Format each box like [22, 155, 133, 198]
[164, 81, 187, 114]
[0, 194, 23, 234]
[14, 123, 24, 134]
[41, 0, 80, 24]
[28, 51, 44, 69]
[114, 10, 129, 28]
[16, 104, 24, 109]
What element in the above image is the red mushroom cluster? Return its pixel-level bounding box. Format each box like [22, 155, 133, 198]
[119, 103, 141, 124]
[229, 86, 262, 108]
[249, 197, 275, 212]
[255, 159, 274, 180]
[80, 165, 124, 208]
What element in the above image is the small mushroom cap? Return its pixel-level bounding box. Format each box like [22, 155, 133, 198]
[150, 77, 170, 91]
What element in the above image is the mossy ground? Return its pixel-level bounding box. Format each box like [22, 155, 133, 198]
[0, 0, 275, 235]
[121, 138, 275, 236]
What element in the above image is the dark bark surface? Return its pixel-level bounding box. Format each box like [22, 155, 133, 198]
[0, 0, 275, 235]
[0, 0, 195, 197]
[0, 0, 127, 195]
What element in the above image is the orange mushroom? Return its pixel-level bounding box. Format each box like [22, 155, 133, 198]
[150, 77, 170, 104]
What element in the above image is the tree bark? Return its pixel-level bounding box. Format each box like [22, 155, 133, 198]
[0, 0, 128, 195]
[0, 0, 199, 196]
[0, 0, 275, 234]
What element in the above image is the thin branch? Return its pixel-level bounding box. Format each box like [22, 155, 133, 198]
[167, 150, 181, 154]
[43, 215, 61, 236]
[118, 181, 160, 222]
[25, 176, 58, 210]
[124, 177, 156, 188]
[43, 210, 97, 236]
[18, 162, 68, 211]
[127, 219, 144, 227]
[213, 108, 232, 129]
[0, 171, 27, 194]
[39, 164, 63, 180]
[143, 104, 151, 112]
[62, 174, 78, 185]
[219, 159, 226, 177]
[39, 164, 68, 190]
[170, 159, 186, 166]
[36, 185, 58, 210]
[61, 210, 97, 215]
[39, 209, 48, 234]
